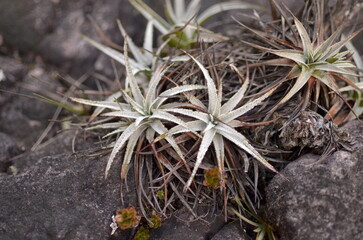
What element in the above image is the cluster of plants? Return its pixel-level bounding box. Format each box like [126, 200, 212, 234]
[67, 0, 362, 239]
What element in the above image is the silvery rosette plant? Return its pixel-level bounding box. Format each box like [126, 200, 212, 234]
[67, 0, 362, 238]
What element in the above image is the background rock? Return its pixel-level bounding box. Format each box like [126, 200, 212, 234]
[0, 145, 136, 240]
[150, 207, 225, 240]
[0, 0, 165, 77]
[0, 132, 21, 173]
[0, 65, 59, 147]
[263, 121, 363, 240]
[211, 222, 250, 240]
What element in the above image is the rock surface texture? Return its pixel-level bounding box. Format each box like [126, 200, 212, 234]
[0, 0, 164, 76]
[263, 121, 363, 240]
[210, 222, 249, 240]
[0, 133, 135, 240]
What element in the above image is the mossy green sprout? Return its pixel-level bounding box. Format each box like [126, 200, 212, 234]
[203, 167, 222, 189]
[148, 211, 162, 229]
[133, 227, 151, 240]
[114, 207, 141, 230]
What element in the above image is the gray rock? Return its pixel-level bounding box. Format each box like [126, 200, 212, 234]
[263, 121, 363, 240]
[0, 107, 46, 148]
[0, 0, 164, 77]
[150, 207, 226, 240]
[37, 0, 122, 76]
[0, 60, 61, 147]
[0, 56, 26, 85]
[211, 222, 250, 240]
[0, 147, 135, 240]
[12, 131, 96, 172]
[0, 132, 21, 172]
[0, 0, 55, 50]
[0, 56, 27, 105]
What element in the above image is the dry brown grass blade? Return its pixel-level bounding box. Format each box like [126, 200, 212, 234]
[331, 72, 362, 92]
[87, 15, 123, 51]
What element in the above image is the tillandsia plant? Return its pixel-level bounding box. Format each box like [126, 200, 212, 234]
[72, 39, 206, 179]
[129, 0, 264, 48]
[238, 0, 363, 122]
[66, 0, 363, 238]
[163, 55, 278, 190]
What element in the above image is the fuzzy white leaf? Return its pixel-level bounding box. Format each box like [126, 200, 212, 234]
[333, 50, 351, 60]
[90, 91, 124, 121]
[185, 0, 201, 21]
[293, 17, 313, 58]
[183, 92, 206, 109]
[271, 50, 306, 66]
[105, 122, 140, 178]
[212, 133, 225, 177]
[102, 111, 142, 119]
[86, 122, 126, 130]
[216, 124, 277, 173]
[322, 29, 363, 61]
[154, 84, 207, 108]
[339, 82, 363, 92]
[70, 97, 123, 111]
[145, 127, 155, 143]
[164, 108, 210, 123]
[163, 120, 205, 138]
[145, 65, 169, 111]
[82, 35, 144, 71]
[314, 26, 342, 60]
[221, 85, 277, 122]
[185, 128, 217, 190]
[165, 0, 177, 24]
[124, 39, 145, 106]
[168, 55, 191, 62]
[135, 116, 147, 126]
[312, 72, 340, 94]
[102, 128, 128, 139]
[117, 20, 150, 67]
[121, 89, 144, 115]
[332, 61, 356, 69]
[121, 124, 148, 179]
[197, 1, 264, 25]
[221, 65, 249, 113]
[175, 0, 186, 21]
[159, 102, 195, 109]
[203, 120, 216, 132]
[128, 0, 171, 34]
[150, 120, 185, 161]
[313, 63, 358, 76]
[143, 21, 154, 63]
[150, 109, 190, 129]
[188, 54, 220, 115]
[159, 84, 207, 98]
[278, 66, 312, 104]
